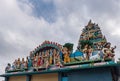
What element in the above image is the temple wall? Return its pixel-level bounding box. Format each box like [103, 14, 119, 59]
[61, 67, 112, 81]
[31, 73, 58, 81]
[9, 76, 26, 81]
[4, 67, 115, 81]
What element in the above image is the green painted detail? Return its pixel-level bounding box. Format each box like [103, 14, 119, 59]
[6, 68, 28, 73]
[64, 59, 112, 66]
[1, 63, 120, 77]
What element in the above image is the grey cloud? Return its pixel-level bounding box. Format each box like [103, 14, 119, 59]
[89, 0, 118, 17]
[0, 32, 28, 57]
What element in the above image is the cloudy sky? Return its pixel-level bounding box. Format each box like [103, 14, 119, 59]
[0, 0, 120, 80]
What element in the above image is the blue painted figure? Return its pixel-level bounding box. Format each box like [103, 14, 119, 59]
[49, 49, 53, 64]
[27, 56, 32, 69]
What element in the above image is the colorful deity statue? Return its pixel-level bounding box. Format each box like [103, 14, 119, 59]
[37, 56, 41, 67]
[5, 63, 11, 72]
[14, 59, 18, 69]
[25, 61, 28, 69]
[33, 55, 37, 67]
[82, 44, 88, 60]
[62, 47, 70, 63]
[102, 42, 116, 60]
[54, 50, 58, 64]
[37, 52, 42, 67]
[11, 62, 16, 70]
[40, 52, 44, 66]
[53, 49, 57, 65]
[21, 58, 25, 69]
[55, 51, 63, 67]
[82, 45, 94, 60]
[44, 50, 49, 69]
[89, 51, 101, 60]
[17, 58, 21, 69]
[88, 46, 93, 60]
[30, 51, 34, 61]
[27, 56, 32, 69]
[95, 42, 103, 50]
[49, 49, 53, 64]
[59, 45, 63, 61]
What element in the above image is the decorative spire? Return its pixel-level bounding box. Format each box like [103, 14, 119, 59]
[77, 20, 107, 51]
[88, 19, 92, 25]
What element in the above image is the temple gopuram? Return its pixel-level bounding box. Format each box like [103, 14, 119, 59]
[0, 20, 120, 81]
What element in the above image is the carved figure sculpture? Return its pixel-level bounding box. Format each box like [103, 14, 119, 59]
[62, 47, 70, 63]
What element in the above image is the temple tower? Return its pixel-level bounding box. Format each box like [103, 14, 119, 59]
[77, 20, 107, 51]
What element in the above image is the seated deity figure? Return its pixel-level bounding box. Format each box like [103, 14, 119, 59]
[102, 42, 116, 60]
[62, 47, 70, 63]
[5, 63, 11, 72]
[90, 51, 101, 60]
[96, 42, 103, 50]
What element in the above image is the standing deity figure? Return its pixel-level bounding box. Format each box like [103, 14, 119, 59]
[53, 49, 57, 65]
[59, 45, 64, 61]
[33, 55, 37, 67]
[24, 61, 28, 69]
[83, 45, 93, 60]
[41, 52, 44, 67]
[37, 52, 41, 68]
[14, 59, 18, 70]
[82, 44, 88, 60]
[21, 58, 25, 69]
[11, 62, 16, 70]
[45, 50, 49, 68]
[62, 47, 70, 63]
[27, 56, 32, 69]
[88, 46, 93, 60]
[49, 49, 53, 65]
[17, 58, 21, 69]
[56, 51, 63, 67]
[37, 56, 41, 67]
[44, 50, 49, 69]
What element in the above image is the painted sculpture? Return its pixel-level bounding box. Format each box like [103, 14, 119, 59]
[62, 47, 70, 63]
[5, 20, 117, 73]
